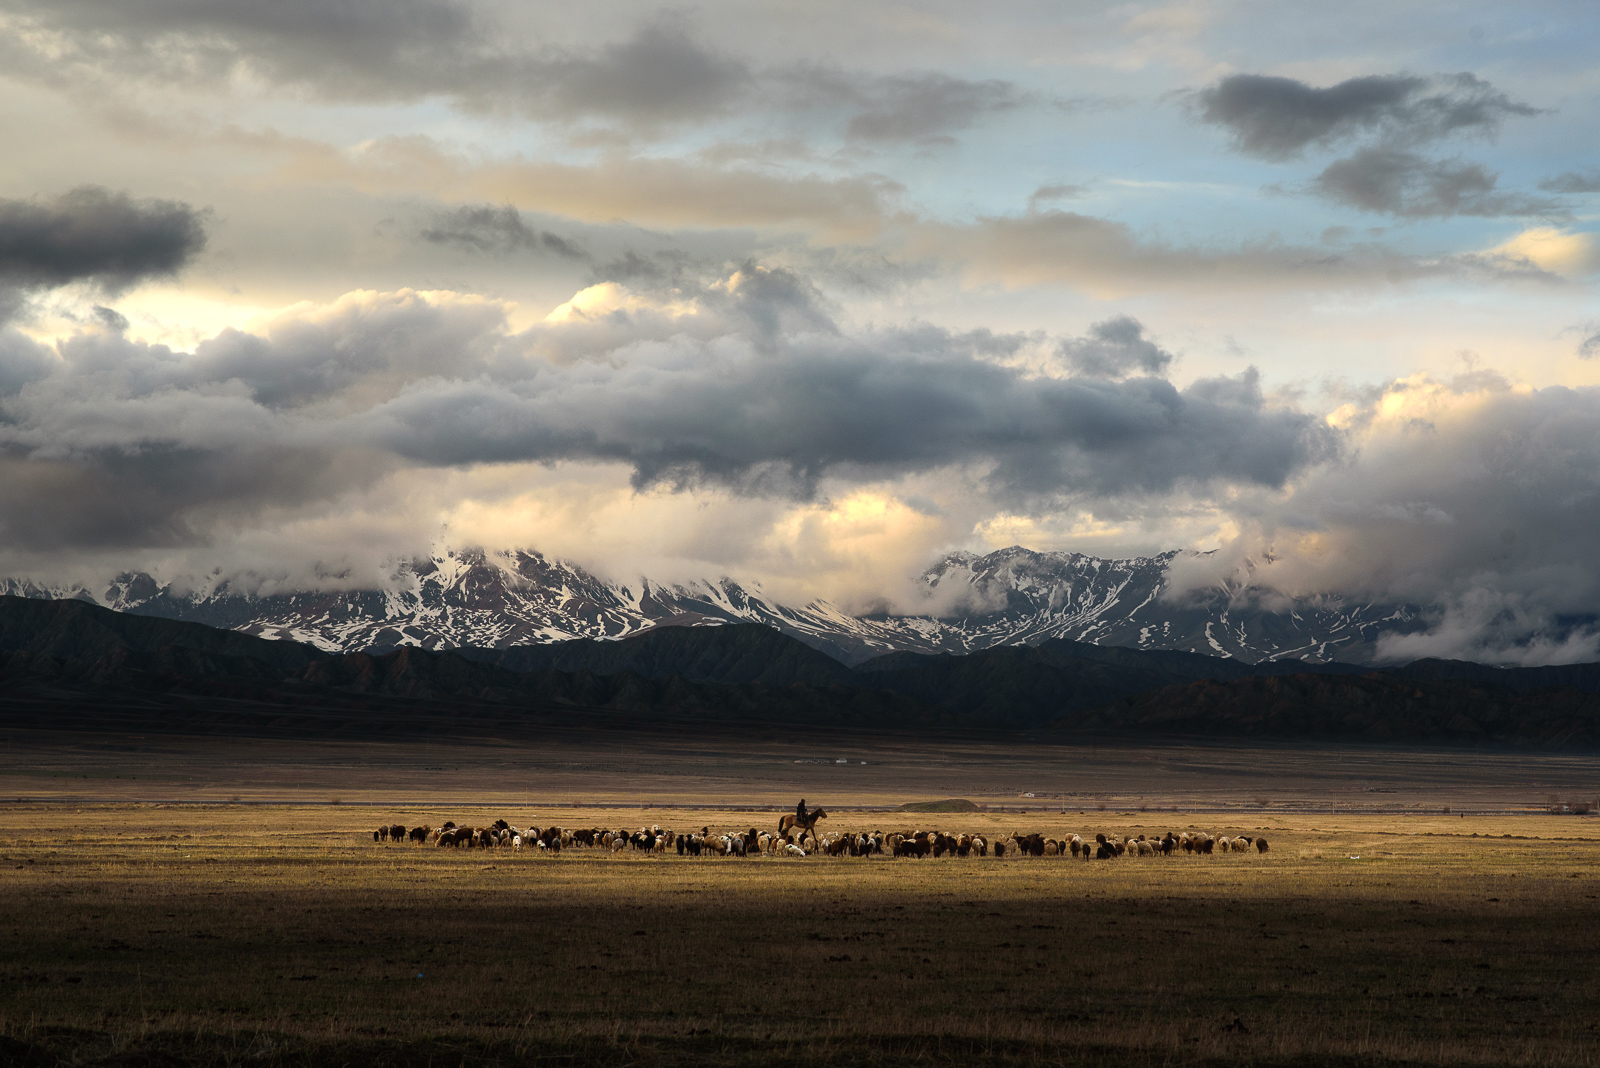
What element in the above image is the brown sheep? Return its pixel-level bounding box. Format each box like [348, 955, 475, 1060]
[1256, 837, 1270, 853]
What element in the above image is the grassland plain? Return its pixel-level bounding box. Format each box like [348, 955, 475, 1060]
[3, 793, 1600, 1068]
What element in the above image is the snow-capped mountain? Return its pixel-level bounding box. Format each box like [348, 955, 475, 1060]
[1, 545, 1421, 665]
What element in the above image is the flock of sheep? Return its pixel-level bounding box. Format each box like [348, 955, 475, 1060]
[372, 820, 1268, 859]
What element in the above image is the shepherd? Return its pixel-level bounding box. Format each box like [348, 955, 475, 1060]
[778, 800, 827, 840]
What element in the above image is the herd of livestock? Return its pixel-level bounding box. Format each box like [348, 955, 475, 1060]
[372, 819, 1269, 859]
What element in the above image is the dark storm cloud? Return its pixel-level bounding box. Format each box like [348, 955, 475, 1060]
[359, 338, 1327, 501]
[0, 186, 207, 291]
[1057, 316, 1173, 378]
[1540, 170, 1600, 194]
[1310, 149, 1563, 218]
[0, 445, 394, 551]
[1194, 72, 1538, 160]
[0, 271, 1335, 549]
[420, 206, 587, 259]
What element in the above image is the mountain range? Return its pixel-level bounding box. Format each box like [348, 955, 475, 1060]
[5, 594, 1600, 748]
[0, 545, 1425, 665]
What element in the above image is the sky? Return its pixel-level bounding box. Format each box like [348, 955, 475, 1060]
[0, 0, 1598, 662]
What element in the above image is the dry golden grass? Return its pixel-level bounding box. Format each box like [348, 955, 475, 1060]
[3, 792, 1599, 1067]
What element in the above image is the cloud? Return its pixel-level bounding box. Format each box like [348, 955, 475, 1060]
[287, 136, 901, 239]
[1193, 72, 1539, 160]
[776, 67, 1028, 146]
[0, 271, 1336, 555]
[841, 73, 1022, 144]
[1539, 170, 1600, 194]
[521, 20, 752, 127]
[0, 327, 58, 396]
[1027, 184, 1087, 209]
[1489, 228, 1600, 277]
[1175, 373, 1600, 665]
[0, 0, 480, 96]
[0, 186, 207, 291]
[1371, 590, 1600, 667]
[419, 205, 587, 259]
[1057, 316, 1173, 378]
[910, 209, 1468, 296]
[1, 3, 751, 129]
[1310, 148, 1563, 219]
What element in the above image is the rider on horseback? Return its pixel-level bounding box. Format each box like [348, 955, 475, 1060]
[796, 798, 809, 826]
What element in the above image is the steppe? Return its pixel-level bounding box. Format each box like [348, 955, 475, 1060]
[2, 727, 1598, 1067]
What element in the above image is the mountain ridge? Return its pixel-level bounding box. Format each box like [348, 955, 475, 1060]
[1, 544, 1428, 666]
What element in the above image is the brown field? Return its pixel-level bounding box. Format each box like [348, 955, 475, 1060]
[2, 728, 1599, 1067]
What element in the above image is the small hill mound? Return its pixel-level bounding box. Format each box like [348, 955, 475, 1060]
[899, 798, 980, 813]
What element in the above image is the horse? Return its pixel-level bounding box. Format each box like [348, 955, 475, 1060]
[778, 807, 828, 843]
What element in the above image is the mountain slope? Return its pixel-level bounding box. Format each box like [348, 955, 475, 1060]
[454, 623, 858, 687]
[5, 596, 1600, 748]
[0, 594, 324, 672]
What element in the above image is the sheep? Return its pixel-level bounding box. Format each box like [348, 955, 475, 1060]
[786, 843, 807, 857]
[1255, 837, 1270, 853]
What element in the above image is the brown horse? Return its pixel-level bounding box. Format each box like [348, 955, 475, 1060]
[778, 807, 827, 841]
